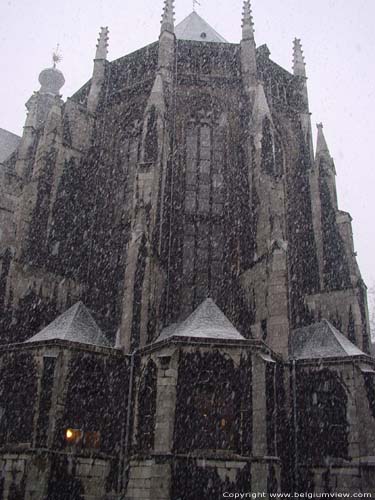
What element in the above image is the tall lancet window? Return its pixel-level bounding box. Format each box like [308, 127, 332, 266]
[181, 115, 226, 315]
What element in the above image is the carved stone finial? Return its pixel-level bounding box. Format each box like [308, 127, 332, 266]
[95, 27, 109, 60]
[242, 0, 255, 41]
[293, 38, 306, 77]
[161, 0, 175, 34]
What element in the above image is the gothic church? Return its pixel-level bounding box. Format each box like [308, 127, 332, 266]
[0, 1, 374, 498]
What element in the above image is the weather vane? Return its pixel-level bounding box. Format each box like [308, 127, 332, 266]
[52, 44, 63, 68]
[193, 0, 201, 11]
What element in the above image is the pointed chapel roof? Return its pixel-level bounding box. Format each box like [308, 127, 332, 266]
[25, 302, 111, 348]
[175, 12, 228, 43]
[290, 319, 366, 360]
[157, 298, 244, 342]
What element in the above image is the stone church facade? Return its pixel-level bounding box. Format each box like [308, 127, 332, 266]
[0, 1, 374, 498]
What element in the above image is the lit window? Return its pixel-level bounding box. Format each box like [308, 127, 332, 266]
[65, 428, 83, 445]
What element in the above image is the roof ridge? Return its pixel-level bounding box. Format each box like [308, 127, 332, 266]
[156, 298, 244, 342]
[0, 127, 21, 138]
[321, 319, 347, 356]
[325, 319, 364, 355]
[175, 11, 228, 43]
[63, 302, 82, 339]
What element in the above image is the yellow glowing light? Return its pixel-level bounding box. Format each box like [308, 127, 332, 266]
[66, 429, 74, 440]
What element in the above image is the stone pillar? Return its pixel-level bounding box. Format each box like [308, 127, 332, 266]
[126, 349, 178, 500]
[267, 245, 290, 356]
[154, 350, 178, 453]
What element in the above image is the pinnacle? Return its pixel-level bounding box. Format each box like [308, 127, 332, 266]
[316, 122, 330, 156]
[293, 38, 306, 77]
[315, 123, 335, 174]
[161, 0, 175, 34]
[95, 26, 109, 60]
[242, 0, 255, 41]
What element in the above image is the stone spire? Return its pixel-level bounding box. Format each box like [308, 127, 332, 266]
[293, 38, 306, 77]
[242, 0, 255, 41]
[87, 27, 109, 113]
[161, 0, 175, 34]
[95, 27, 109, 60]
[241, 0, 257, 91]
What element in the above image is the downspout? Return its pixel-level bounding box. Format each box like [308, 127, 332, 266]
[292, 358, 298, 492]
[273, 362, 277, 456]
[118, 350, 136, 496]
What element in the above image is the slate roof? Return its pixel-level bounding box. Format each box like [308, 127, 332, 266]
[157, 298, 244, 342]
[25, 302, 111, 348]
[290, 319, 366, 360]
[175, 12, 228, 43]
[0, 128, 20, 163]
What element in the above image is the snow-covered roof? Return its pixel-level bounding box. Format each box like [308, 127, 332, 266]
[175, 12, 228, 44]
[290, 319, 366, 360]
[157, 298, 244, 342]
[0, 128, 20, 163]
[25, 302, 111, 348]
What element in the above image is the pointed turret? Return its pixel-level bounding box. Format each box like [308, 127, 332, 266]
[241, 0, 257, 91]
[293, 38, 306, 78]
[158, 0, 176, 80]
[160, 0, 175, 34]
[87, 27, 109, 113]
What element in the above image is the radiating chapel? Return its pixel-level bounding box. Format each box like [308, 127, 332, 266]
[0, 1, 374, 498]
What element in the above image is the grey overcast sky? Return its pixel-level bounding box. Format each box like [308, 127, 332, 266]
[1, 0, 375, 288]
